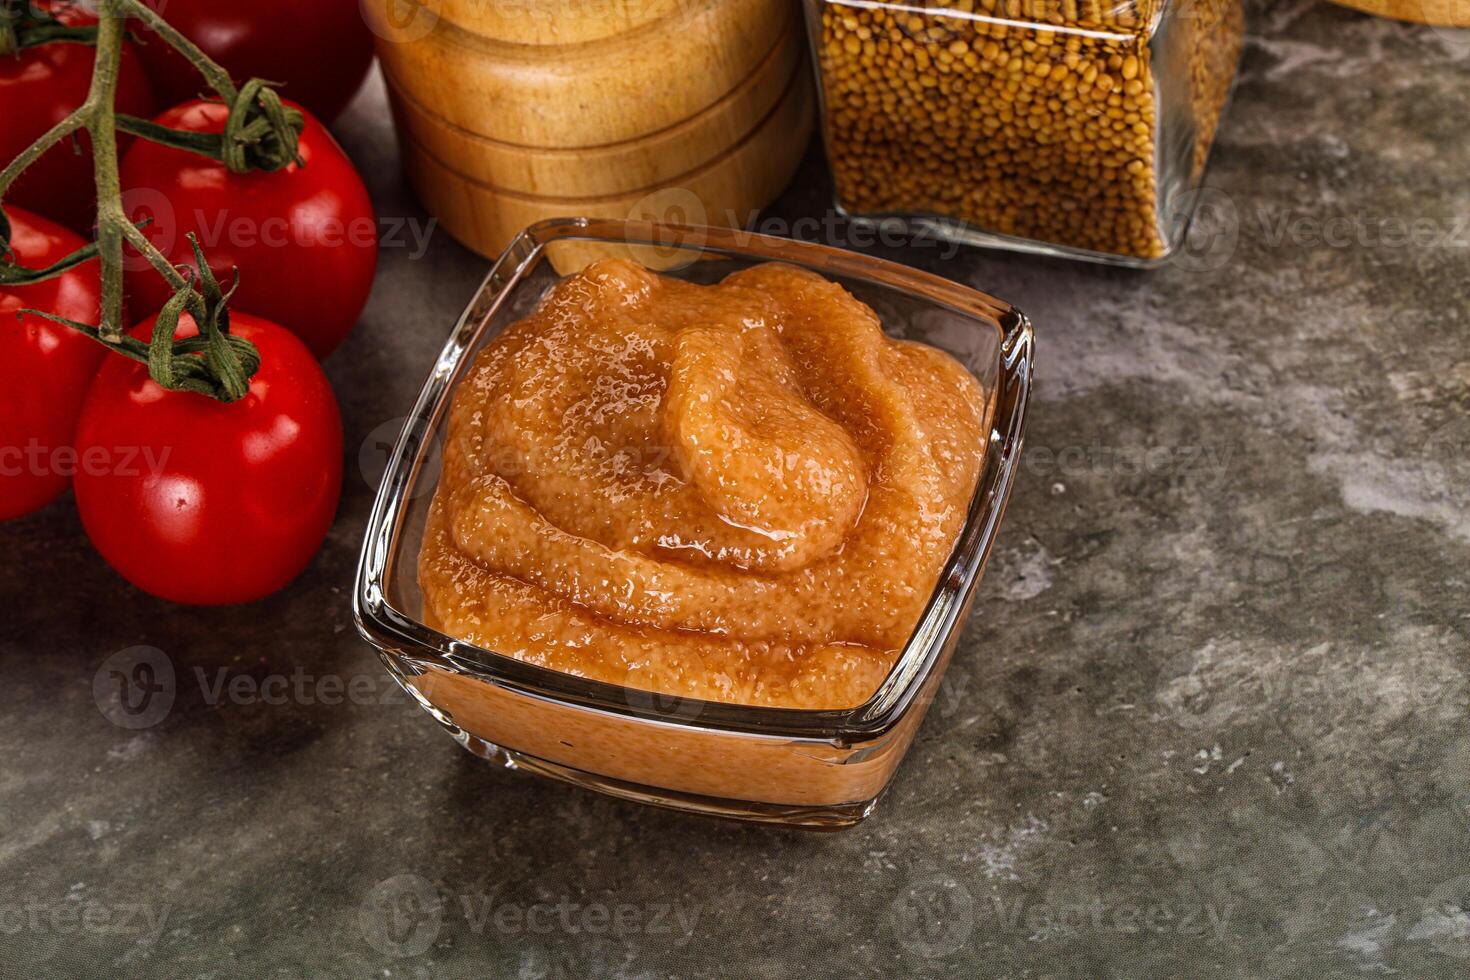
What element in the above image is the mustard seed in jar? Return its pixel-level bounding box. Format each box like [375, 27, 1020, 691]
[805, 0, 1245, 263]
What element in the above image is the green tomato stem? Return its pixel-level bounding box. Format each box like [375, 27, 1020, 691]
[0, 0, 103, 57]
[0, 111, 86, 203]
[117, 0, 237, 102]
[0, 0, 266, 402]
[90, 0, 127, 342]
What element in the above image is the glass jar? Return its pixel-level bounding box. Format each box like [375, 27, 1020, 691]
[804, 0, 1245, 265]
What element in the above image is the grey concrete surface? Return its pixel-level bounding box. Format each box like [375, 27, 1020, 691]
[2, 2, 1468, 977]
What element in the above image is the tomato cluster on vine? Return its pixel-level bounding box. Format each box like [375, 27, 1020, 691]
[1, 0, 377, 605]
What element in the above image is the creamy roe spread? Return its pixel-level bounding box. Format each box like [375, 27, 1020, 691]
[418, 259, 989, 709]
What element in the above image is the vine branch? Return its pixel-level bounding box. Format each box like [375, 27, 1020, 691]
[0, 112, 86, 205]
[89, 1, 127, 342]
[0, 0, 305, 402]
[117, 0, 236, 102]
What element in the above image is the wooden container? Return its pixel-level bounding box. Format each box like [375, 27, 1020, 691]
[422, 0, 698, 47]
[366, 0, 813, 260]
[400, 66, 814, 263]
[383, 22, 806, 198]
[1326, 0, 1470, 23]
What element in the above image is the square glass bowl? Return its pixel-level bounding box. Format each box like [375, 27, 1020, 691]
[353, 219, 1034, 829]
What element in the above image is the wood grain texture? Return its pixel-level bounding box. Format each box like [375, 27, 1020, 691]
[370, 0, 793, 147]
[1325, 0, 1470, 22]
[422, 0, 698, 45]
[382, 23, 804, 198]
[400, 69, 814, 261]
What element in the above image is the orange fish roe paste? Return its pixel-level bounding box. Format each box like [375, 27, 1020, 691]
[419, 259, 990, 709]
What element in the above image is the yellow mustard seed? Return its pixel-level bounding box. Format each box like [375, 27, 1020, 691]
[815, 0, 1244, 259]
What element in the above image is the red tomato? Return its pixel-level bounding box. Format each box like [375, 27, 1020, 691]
[0, 207, 110, 520]
[120, 99, 378, 359]
[0, 4, 157, 233]
[136, 0, 375, 124]
[74, 311, 343, 605]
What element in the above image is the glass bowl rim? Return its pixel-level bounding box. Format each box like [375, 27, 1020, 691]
[352, 217, 1034, 745]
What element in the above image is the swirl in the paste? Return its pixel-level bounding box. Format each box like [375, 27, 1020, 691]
[419, 260, 990, 709]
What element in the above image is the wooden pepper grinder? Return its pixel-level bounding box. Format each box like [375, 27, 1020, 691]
[364, 0, 814, 259]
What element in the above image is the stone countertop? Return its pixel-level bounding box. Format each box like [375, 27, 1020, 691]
[2, 3, 1468, 977]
